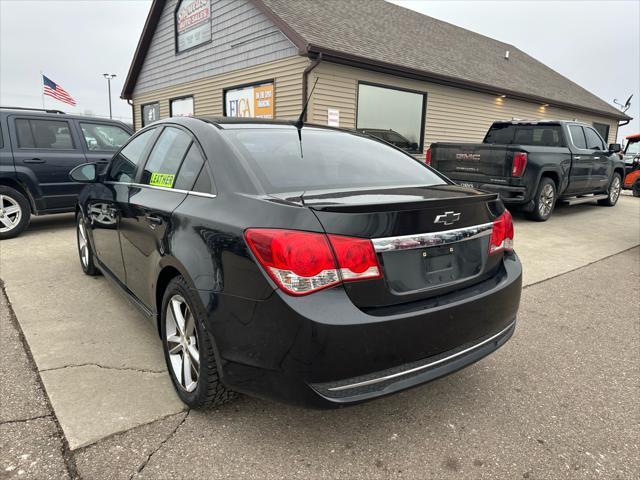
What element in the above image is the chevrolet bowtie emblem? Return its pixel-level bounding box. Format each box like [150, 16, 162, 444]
[434, 211, 461, 226]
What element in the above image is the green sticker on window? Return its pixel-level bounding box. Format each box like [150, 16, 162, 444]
[149, 172, 175, 188]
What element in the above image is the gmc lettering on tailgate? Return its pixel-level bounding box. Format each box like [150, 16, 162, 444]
[456, 153, 481, 161]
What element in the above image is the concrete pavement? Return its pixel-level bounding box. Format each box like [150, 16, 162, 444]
[0, 193, 638, 478]
[0, 285, 74, 479]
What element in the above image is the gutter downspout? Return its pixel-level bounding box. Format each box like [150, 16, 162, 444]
[301, 53, 322, 122]
[127, 99, 135, 131]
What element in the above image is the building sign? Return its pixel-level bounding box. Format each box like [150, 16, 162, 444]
[141, 102, 160, 126]
[170, 96, 194, 117]
[176, 0, 211, 52]
[328, 108, 340, 127]
[225, 82, 274, 119]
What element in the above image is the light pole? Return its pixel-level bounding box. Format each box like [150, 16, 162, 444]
[102, 73, 116, 119]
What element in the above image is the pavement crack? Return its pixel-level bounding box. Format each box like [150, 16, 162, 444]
[130, 410, 190, 479]
[0, 414, 53, 425]
[40, 363, 166, 375]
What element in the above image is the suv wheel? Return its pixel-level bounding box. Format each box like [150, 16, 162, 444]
[598, 173, 622, 206]
[527, 177, 556, 222]
[160, 276, 236, 409]
[77, 214, 99, 275]
[632, 180, 640, 198]
[0, 186, 30, 239]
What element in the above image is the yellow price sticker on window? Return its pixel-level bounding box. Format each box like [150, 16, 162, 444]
[149, 172, 175, 188]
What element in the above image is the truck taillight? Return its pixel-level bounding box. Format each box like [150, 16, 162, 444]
[244, 229, 381, 296]
[425, 147, 432, 166]
[512, 152, 527, 177]
[489, 210, 514, 255]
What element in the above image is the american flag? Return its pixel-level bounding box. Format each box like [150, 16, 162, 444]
[42, 75, 77, 106]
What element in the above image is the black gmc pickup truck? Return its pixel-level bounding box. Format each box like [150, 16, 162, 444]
[428, 120, 625, 221]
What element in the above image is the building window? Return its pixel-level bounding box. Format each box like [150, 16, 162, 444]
[170, 96, 194, 117]
[224, 81, 274, 119]
[175, 0, 212, 53]
[141, 102, 160, 127]
[356, 82, 426, 153]
[592, 122, 610, 143]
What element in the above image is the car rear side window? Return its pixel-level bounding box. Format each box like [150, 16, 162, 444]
[174, 143, 205, 191]
[15, 118, 74, 149]
[108, 128, 156, 183]
[141, 127, 192, 187]
[223, 127, 445, 193]
[569, 125, 587, 149]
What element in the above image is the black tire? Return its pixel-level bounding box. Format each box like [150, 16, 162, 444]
[598, 172, 622, 206]
[632, 181, 640, 198]
[526, 177, 556, 222]
[77, 214, 99, 276]
[160, 276, 236, 409]
[0, 186, 30, 239]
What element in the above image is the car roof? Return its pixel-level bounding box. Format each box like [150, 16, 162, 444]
[492, 119, 603, 129]
[0, 107, 131, 128]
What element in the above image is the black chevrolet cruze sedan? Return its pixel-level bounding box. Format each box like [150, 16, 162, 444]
[71, 117, 522, 408]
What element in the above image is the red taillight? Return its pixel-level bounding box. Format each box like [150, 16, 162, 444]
[425, 147, 432, 166]
[512, 152, 527, 177]
[327, 234, 382, 282]
[489, 210, 514, 255]
[244, 229, 381, 295]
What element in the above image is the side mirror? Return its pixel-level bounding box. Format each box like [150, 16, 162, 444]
[609, 143, 622, 153]
[70, 163, 98, 183]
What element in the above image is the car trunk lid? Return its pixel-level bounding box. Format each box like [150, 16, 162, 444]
[273, 184, 505, 309]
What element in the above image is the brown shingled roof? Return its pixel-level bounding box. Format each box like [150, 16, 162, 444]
[122, 0, 629, 120]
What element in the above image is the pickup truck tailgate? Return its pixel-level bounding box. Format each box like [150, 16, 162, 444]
[430, 143, 512, 180]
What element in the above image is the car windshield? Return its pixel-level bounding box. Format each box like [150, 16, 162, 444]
[625, 141, 640, 155]
[223, 127, 444, 193]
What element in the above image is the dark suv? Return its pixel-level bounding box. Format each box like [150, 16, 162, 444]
[0, 107, 132, 238]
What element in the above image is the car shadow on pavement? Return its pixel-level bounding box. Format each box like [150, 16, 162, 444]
[20, 213, 76, 238]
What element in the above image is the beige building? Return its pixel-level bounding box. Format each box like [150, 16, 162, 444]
[122, 0, 629, 159]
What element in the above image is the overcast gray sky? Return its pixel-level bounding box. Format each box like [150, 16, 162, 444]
[1, 0, 638, 139]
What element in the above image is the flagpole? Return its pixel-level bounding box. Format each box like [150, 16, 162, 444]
[40, 71, 45, 109]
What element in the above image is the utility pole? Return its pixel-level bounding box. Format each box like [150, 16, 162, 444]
[102, 73, 116, 119]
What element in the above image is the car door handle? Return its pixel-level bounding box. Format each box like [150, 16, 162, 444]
[574, 156, 581, 160]
[24, 158, 45, 164]
[97, 159, 109, 164]
[145, 214, 163, 226]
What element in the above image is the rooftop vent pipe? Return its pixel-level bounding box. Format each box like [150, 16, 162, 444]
[505, 50, 510, 60]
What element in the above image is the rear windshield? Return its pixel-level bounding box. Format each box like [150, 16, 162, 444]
[484, 123, 564, 147]
[222, 127, 445, 193]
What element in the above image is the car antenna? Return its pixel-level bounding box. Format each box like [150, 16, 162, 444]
[294, 77, 319, 158]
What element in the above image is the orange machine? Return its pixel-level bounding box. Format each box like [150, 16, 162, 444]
[622, 133, 640, 196]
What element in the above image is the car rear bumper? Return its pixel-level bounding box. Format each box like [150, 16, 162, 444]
[475, 184, 528, 204]
[204, 253, 522, 407]
[449, 179, 529, 205]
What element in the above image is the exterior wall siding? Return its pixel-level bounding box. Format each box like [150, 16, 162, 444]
[133, 0, 299, 95]
[307, 62, 620, 153]
[132, 55, 309, 128]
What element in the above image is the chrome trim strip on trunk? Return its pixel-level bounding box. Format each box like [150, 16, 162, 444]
[327, 321, 515, 392]
[371, 222, 493, 252]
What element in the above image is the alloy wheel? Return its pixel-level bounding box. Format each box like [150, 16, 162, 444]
[538, 183, 555, 217]
[0, 194, 22, 233]
[165, 295, 200, 392]
[609, 176, 621, 204]
[77, 218, 89, 268]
